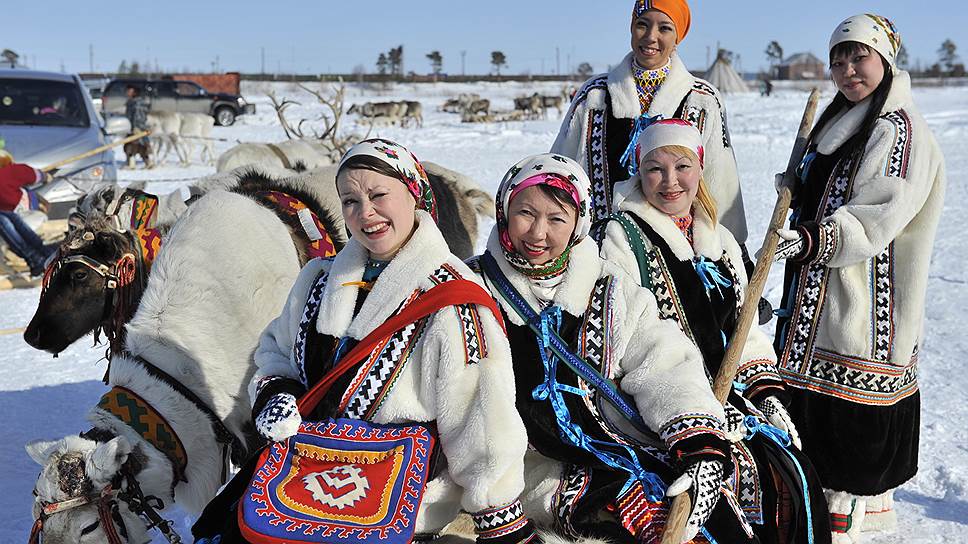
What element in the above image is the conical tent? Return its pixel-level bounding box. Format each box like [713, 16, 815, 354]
[705, 57, 750, 93]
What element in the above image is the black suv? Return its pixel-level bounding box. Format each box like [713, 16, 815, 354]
[101, 78, 255, 126]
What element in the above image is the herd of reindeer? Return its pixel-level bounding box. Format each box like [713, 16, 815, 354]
[140, 84, 576, 170]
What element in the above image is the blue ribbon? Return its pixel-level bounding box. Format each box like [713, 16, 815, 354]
[744, 416, 814, 544]
[693, 256, 733, 297]
[796, 151, 817, 184]
[479, 253, 666, 500]
[529, 302, 665, 500]
[620, 113, 664, 176]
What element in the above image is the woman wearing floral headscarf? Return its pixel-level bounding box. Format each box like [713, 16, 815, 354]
[472, 152, 758, 543]
[552, 0, 749, 256]
[194, 139, 535, 544]
[771, 15, 946, 542]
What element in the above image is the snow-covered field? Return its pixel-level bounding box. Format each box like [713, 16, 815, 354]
[1, 80, 965, 542]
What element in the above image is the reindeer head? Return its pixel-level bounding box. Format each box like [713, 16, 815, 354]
[24, 187, 147, 354]
[26, 435, 152, 544]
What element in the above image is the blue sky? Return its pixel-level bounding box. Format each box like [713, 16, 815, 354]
[4, 1, 965, 76]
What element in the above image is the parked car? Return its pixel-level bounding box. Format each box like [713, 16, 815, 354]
[0, 68, 126, 220]
[101, 78, 255, 126]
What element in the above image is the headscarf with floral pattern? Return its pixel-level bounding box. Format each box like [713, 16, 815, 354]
[495, 153, 591, 281]
[337, 138, 438, 221]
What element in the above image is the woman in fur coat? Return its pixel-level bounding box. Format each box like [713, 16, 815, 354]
[473, 152, 764, 544]
[599, 119, 830, 543]
[770, 15, 946, 542]
[193, 139, 536, 544]
[551, 0, 748, 250]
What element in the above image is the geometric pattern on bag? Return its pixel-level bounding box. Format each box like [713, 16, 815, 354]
[240, 418, 434, 544]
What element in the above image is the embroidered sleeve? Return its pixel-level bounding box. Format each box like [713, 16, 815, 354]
[734, 358, 786, 403]
[471, 500, 536, 544]
[823, 110, 942, 268]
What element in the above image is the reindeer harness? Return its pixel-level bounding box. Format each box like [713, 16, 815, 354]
[29, 461, 182, 544]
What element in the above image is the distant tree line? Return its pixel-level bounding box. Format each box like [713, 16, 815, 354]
[762, 38, 965, 78]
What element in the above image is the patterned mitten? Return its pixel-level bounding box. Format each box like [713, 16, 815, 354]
[773, 228, 806, 262]
[255, 393, 302, 442]
[666, 458, 725, 543]
[757, 395, 802, 449]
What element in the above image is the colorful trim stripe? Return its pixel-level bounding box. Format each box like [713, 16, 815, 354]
[472, 500, 530, 539]
[98, 386, 188, 481]
[779, 348, 918, 405]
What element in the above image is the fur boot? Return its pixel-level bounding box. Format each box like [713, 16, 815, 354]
[861, 489, 897, 533]
[826, 489, 866, 544]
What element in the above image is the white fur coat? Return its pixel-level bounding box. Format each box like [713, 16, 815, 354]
[250, 211, 529, 534]
[477, 232, 726, 525]
[776, 72, 946, 403]
[551, 52, 748, 244]
[600, 182, 781, 400]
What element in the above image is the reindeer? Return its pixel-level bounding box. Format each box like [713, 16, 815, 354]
[216, 82, 365, 173]
[402, 100, 423, 128]
[540, 94, 565, 115]
[178, 113, 217, 166]
[514, 94, 544, 120]
[146, 112, 184, 165]
[347, 100, 408, 126]
[25, 173, 348, 544]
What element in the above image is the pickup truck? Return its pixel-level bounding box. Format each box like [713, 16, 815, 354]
[101, 78, 255, 126]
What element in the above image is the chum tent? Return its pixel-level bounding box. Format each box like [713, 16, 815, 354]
[704, 56, 750, 93]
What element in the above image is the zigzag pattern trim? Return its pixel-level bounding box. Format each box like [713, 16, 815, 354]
[472, 499, 529, 539]
[882, 110, 912, 178]
[551, 464, 591, 538]
[658, 412, 725, 449]
[292, 269, 331, 387]
[779, 348, 919, 405]
[587, 108, 611, 221]
[871, 244, 896, 361]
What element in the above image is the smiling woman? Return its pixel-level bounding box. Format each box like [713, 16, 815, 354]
[552, 0, 750, 256]
[193, 138, 537, 544]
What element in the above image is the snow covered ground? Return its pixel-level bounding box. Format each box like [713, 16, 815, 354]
[1, 80, 965, 542]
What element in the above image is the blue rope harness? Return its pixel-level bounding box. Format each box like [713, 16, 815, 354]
[481, 253, 666, 499]
[619, 113, 664, 176]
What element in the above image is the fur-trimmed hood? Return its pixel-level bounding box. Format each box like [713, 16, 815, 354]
[815, 71, 914, 154]
[484, 228, 602, 323]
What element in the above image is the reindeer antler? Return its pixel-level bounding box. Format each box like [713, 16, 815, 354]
[267, 91, 304, 139]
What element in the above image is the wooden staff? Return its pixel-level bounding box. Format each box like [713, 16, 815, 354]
[660, 88, 821, 544]
[41, 130, 150, 173]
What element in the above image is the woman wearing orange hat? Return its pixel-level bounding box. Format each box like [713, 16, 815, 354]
[552, 0, 748, 255]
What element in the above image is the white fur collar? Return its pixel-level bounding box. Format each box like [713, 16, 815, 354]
[607, 52, 696, 120]
[484, 229, 602, 324]
[317, 210, 452, 340]
[816, 71, 913, 154]
[613, 177, 723, 261]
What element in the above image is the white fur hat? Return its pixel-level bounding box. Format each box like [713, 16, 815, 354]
[829, 14, 901, 72]
[634, 118, 704, 170]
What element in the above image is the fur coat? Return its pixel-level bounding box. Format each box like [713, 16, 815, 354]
[474, 232, 731, 536]
[249, 210, 530, 536]
[776, 71, 946, 406]
[551, 52, 748, 244]
[600, 181, 784, 403]
[773, 72, 946, 495]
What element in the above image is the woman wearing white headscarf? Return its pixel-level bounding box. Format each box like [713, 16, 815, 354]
[471, 153, 757, 543]
[195, 139, 536, 544]
[771, 15, 946, 542]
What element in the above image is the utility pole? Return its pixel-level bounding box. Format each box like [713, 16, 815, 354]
[89, 44, 94, 73]
[215, 55, 220, 73]
[461, 50, 466, 76]
[555, 46, 560, 75]
[541, 58, 545, 75]
[706, 45, 710, 69]
[261, 47, 266, 74]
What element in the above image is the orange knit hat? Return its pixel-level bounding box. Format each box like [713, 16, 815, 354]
[632, 0, 691, 43]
